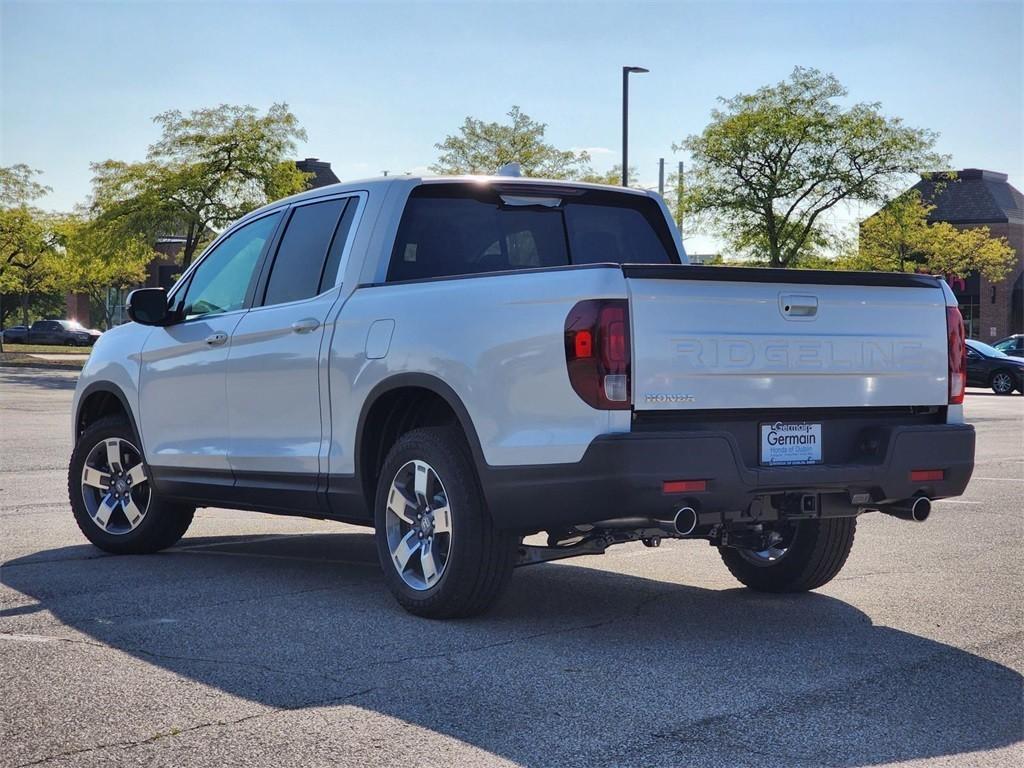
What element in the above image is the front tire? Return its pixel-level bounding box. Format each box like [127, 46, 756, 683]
[719, 518, 856, 593]
[373, 427, 518, 619]
[990, 370, 1016, 395]
[69, 416, 194, 554]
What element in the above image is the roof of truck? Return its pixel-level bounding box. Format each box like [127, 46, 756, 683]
[269, 173, 655, 209]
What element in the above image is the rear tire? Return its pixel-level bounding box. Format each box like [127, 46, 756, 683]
[373, 426, 518, 618]
[719, 518, 856, 593]
[69, 416, 194, 555]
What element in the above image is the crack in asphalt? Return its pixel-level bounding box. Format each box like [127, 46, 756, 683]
[0, 621, 363, 692]
[0, 571, 382, 631]
[642, 630, 1024, 767]
[0, 587, 671, 689]
[335, 586, 676, 675]
[11, 686, 377, 768]
[6, 589, 673, 767]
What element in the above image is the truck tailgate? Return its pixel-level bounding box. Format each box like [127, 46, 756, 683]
[624, 265, 949, 411]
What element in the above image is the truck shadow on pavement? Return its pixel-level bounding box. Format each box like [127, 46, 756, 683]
[3, 530, 1021, 767]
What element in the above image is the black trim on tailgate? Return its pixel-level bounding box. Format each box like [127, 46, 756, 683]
[622, 264, 943, 288]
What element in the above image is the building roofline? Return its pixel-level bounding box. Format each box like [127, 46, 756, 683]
[922, 168, 1009, 182]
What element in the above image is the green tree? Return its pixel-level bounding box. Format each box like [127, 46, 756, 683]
[9, 243, 64, 326]
[578, 165, 639, 186]
[849, 190, 1015, 280]
[56, 216, 154, 330]
[0, 166, 57, 340]
[432, 106, 591, 178]
[928, 224, 1017, 281]
[0, 164, 50, 206]
[91, 103, 310, 269]
[676, 67, 946, 267]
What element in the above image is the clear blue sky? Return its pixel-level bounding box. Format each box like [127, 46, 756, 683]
[2, 0, 1021, 253]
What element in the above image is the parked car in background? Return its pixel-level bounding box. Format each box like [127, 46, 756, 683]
[12, 319, 102, 346]
[1, 325, 29, 343]
[993, 334, 1024, 357]
[966, 339, 1024, 394]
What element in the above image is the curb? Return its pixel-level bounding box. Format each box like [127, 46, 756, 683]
[0, 360, 84, 372]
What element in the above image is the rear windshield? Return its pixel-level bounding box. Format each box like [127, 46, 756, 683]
[387, 183, 678, 282]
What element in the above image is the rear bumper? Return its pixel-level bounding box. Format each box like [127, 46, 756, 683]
[481, 423, 975, 531]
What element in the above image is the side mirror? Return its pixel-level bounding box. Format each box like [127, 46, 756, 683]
[127, 288, 170, 326]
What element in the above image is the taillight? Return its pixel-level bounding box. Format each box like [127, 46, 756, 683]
[565, 299, 631, 409]
[946, 305, 966, 405]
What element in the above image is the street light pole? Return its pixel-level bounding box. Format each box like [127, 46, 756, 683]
[677, 160, 685, 233]
[621, 66, 648, 187]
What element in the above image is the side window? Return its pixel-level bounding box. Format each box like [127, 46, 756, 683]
[262, 198, 351, 306]
[181, 212, 281, 320]
[318, 199, 358, 294]
[388, 194, 569, 282]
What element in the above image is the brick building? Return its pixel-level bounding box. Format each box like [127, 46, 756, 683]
[906, 169, 1023, 341]
[67, 158, 340, 327]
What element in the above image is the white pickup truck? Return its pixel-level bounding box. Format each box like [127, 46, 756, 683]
[69, 174, 975, 618]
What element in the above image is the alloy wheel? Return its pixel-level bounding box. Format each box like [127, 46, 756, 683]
[992, 372, 1014, 394]
[80, 437, 151, 535]
[384, 459, 453, 591]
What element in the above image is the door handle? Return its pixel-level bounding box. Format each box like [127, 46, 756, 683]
[205, 332, 228, 346]
[291, 318, 320, 334]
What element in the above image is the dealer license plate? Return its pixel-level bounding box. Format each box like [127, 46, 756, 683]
[760, 422, 822, 466]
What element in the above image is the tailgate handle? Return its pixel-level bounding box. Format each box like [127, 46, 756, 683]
[780, 294, 818, 319]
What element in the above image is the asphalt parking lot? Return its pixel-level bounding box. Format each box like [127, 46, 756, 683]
[1, 367, 1021, 768]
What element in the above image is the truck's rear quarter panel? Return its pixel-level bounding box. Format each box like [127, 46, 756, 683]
[328, 265, 629, 474]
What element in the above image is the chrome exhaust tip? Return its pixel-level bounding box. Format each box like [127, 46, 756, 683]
[882, 496, 932, 522]
[673, 506, 698, 536]
[908, 496, 931, 522]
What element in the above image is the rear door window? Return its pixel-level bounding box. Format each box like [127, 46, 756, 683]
[262, 198, 349, 306]
[387, 184, 677, 282]
[317, 198, 358, 294]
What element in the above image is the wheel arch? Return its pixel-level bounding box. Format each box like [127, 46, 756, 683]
[75, 382, 142, 449]
[989, 367, 1018, 392]
[355, 373, 487, 508]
